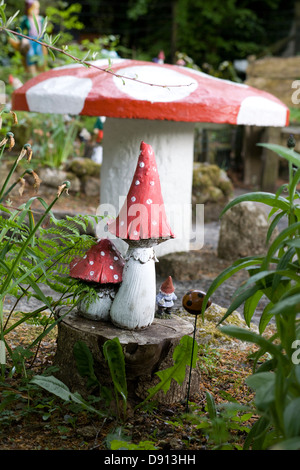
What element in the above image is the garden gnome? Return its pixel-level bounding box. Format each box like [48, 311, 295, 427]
[156, 276, 177, 315]
[108, 141, 175, 329]
[19, 0, 46, 75]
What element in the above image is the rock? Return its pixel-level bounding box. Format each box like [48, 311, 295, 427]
[217, 201, 278, 260]
[38, 167, 81, 193]
[66, 157, 101, 178]
[81, 175, 100, 197]
[156, 250, 230, 281]
[192, 163, 233, 222]
[192, 303, 258, 349]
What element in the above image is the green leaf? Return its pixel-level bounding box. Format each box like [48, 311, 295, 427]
[31, 375, 105, 416]
[246, 372, 276, 411]
[218, 284, 261, 324]
[103, 337, 127, 406]
[283, 398, 300, 438]
[219, 192, 290, 219]
[271, 437, 300, 450]
[244, 290, 264, 327]
[243, 416, 270, 450]
[259, 302, 275, 334]
[269, 292, 300, 315]
[258, 143, 300, 168]
[32, 13, 40, 35]
[220, 325, 287, 364]
[73, 341, 99, 389]
[206, 391, 217, 419]
[139, 335, 197, 405]
[266, 211, 287, 243]
[262, 222, 300, 269]
[201, 257, 264, 315]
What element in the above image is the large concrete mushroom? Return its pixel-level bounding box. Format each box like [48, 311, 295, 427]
[69, 238, 124, 321]
[107, 140, 174, 329]
[11, 58, 289, 255]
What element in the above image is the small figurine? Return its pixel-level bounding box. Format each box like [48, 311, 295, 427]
[156, 276, 177, 316]
[19, 0, 46, 75]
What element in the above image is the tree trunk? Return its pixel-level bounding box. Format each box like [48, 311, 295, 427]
[54, 308, 201, 405]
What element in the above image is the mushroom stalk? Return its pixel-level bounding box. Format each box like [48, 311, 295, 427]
[99, 118, 194, 256]
[110, 240, 157, 329]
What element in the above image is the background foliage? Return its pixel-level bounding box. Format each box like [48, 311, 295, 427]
[3, 0, 297, 69]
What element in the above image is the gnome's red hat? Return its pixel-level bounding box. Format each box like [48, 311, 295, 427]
[160, 276, 175, 294]
[108, 141, 175, 241]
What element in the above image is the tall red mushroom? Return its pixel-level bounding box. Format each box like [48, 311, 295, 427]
[70, 238, 124, 321]
[108, 141, 174, 329]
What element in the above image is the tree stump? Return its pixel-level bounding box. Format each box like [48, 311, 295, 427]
[54, 308, 201, 405]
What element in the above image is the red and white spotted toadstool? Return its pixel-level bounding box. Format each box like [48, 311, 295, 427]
[11, 58, 290, 255]
[69, 238, 124, 321]
[107, 141, 174, 329]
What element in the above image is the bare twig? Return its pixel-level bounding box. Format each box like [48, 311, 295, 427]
[2, 27, 194, 89]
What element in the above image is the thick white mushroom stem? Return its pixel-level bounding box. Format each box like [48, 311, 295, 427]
[110, 240, 159, 330]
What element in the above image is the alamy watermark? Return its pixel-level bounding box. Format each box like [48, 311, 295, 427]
[0, 80, 5, 105]
[291, 80, 300, 105]
[96, 200, 204, 250]
[292, 340, 300, 365]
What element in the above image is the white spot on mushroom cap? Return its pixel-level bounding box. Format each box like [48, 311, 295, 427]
[237, 96, 288, 126]
[26, 76, 93, 114]
[113, 65, 198, 103]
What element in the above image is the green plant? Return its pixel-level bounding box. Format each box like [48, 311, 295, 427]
[0, 113, 99, 378]
[31, 113, 81, 168]
[137, 335, 198, 409]
[201, 137, 300, 450]
[182, 392, 253, 450]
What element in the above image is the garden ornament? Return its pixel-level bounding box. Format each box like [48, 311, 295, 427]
[182, 289, 211, 411]
[12, 58, 289, 254]
[15, 0, 46, 75]
[107, 141, 174, 329]
[156, 276, 177, 316]
[69, 238, 124, 321]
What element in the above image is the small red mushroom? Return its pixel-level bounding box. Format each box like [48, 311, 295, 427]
[70, 238, 124, 284]
[69, 238, 125, 321]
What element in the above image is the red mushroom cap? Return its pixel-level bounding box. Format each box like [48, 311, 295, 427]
[69, 238, 124, 283]
[108, 141, 175, 241]
[11, 59, 289, 127]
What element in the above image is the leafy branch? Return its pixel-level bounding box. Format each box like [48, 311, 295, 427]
[0, 1, 193, 90]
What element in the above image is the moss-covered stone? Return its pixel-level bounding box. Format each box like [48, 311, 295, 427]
[192, 162, 233, 204]
[177, 303, 258, 349]
[66, 158, 101, 178]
